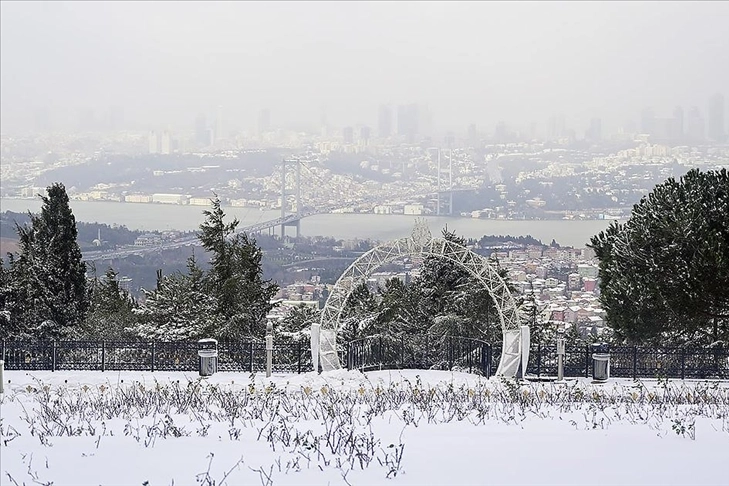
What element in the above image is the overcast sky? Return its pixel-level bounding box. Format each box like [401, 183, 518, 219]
[1, 1, 728, 135]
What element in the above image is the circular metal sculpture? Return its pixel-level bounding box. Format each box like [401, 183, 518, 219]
[317, 220, 523, 375]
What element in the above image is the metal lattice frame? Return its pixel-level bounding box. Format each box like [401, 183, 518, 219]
[317, 221, 521, 371]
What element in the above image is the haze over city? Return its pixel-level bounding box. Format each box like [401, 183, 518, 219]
[2, 1, 728, 136]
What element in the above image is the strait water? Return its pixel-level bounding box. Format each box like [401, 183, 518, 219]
[1, 198, 619, 248]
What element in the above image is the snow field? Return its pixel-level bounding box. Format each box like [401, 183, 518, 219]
[1, 369, 728, 486]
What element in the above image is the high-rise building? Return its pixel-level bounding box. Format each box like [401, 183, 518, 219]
[378, 104, 392, 138]
[257, 108, 271, 136]
[359, 126, 371, 146]
[148, 131, 159, 154]
[342, 126, 354, 144]
[194, 114, 208, 147]
[707, 93, 726, 142]
[687, 106, 705, 142]
[397, 104, 419, 143]
[160, 131, 172, 154]
[671, 106, 684, 141]
[214, 105, 223, 144]
[585, 118, 602, 141]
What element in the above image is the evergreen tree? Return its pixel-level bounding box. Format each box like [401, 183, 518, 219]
[133, 255, 222, 341]
[79, 266, 137, 340]
[6, 183, 89, 339]
[589, 168, 729, 346]
[198, 196, 278, 340]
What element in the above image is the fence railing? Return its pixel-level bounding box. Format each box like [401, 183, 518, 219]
[346, 335, 492, 376]
[1, 340, 315, 374]
[3, 339, 727, 379]
[524, 343, 729, 380]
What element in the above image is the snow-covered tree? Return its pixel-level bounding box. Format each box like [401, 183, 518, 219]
[78, 266, 137, 340]
[132, 256, 222, 341]
[5, 183, 89, 339]
[590, 168, 729, 346]
[198, 196, 278, 340]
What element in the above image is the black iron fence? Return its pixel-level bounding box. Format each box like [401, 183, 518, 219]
[346, 335, 492, 376]
[1, 340, 314, 374]
[525, 342, 729, 380]
[3, 339, 727, 379]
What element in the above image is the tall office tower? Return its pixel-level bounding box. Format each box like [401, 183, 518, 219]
[214, 105, 223, 144]
[342, 126, 354, 144]
[359, 126, 371, 146]
[687, 106, 705, 142]
[148, 131, 159, 154]
[78, 108, 95, 131]
[467, 124, 478, 146]
[671, 106, 684, 141]
[257, 108, 271, 136]
[397, 104, 419, 143]
[378, 104, 392, 138]
[640, 107, 655, 135]
[707, 93, 726, 142]
[160, 131, 172, 154]
[194, 114, 208, 147]
[585, 118, 602, 141]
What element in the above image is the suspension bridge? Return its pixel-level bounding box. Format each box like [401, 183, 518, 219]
[82, 152, 462, 262]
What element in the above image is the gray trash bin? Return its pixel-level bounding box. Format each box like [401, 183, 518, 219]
[197, 338, 218, 377]
[592, 343, 610, 382]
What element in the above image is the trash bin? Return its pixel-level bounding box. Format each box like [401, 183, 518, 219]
[592, 343, 610, 382]
[197, 338, 218, 377]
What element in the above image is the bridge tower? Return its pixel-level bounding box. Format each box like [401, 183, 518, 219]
[436, 148, 454, 216]
[280, 157, 302, 239]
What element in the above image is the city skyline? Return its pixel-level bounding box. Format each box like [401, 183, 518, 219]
[2, 2, 729, 136]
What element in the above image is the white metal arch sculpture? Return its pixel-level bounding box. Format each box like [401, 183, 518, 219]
[315, 220, 529, 377]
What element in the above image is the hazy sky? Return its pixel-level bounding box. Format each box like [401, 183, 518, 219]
[2, 1, 728, 135]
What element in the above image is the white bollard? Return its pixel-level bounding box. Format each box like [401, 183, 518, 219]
[310, 323, 320, 373]
[265, 321, 273, 378]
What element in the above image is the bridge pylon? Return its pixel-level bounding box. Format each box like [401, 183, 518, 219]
[280, 157, 302, 239]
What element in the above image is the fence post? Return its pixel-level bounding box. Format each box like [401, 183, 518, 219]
[151, 342, 156, 372]
[400, 334, 405, 369]
[52, 341, 57, 372]
[101, 341, 105, 372]
[584, 344, 590, 378]
[536, 343, 541, 378]
[248, 342, 254, 372]
[379, 336, 383, 369]
[632, 346, 638, 380]
[297, 340, 302, 374]
[680, 347, 685, 380]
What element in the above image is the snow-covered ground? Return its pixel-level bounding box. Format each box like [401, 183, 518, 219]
[1, 369, 728, 486]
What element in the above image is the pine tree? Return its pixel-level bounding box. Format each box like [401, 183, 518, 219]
[198, 196, 278, 340]
[79, 266, 136, 340]
[7, 183, 89, 339]
[133, 255, 222, 341]
[589, 168, 729, 346]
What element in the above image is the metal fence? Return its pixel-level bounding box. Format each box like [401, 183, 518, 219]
[524, 342, 729, 380]
[1, 340, 315, 374]
[3, 339, 727, 379]
[346, 335, 492, 376]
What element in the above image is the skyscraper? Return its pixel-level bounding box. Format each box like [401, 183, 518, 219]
[397, 104, 419, 143]
[671, 106, 684, 141]
[687, 107, 705, 142]
[214, 105, 223, 144]
[707, 93, 726, 142]
[585, 118, 602, 142]
[342, 126, 354, 144]
[194, 114, 208, 147]
[148, 131, 159, 154]
[378, 104, 392, 138]
[257, 108, 271, 136]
